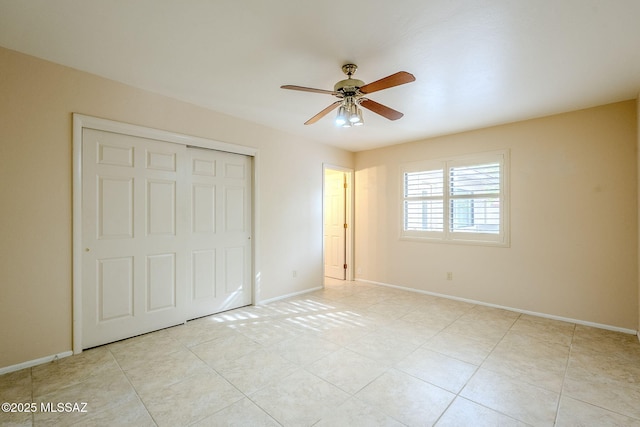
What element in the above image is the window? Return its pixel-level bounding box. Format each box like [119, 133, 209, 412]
[401, 151, 509, 246]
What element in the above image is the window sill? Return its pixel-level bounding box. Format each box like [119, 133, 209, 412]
[399, 234, 510, 248]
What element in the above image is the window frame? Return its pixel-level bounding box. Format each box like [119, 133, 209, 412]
[400, 150, 510, 247]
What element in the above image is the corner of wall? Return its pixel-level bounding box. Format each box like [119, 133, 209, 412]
[637, 94, 640, 339]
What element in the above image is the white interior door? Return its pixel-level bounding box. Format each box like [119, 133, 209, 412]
[324, 169, 346, 280]
[81, 128, 251, 348]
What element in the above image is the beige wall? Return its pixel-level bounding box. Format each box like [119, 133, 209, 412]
[355, 101, 638, 330]
[0, 47, 354, 369]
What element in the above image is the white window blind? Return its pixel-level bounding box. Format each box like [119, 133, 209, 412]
[404, 169, 443, 232]
[449, 162, 500, 234]
[401, 151, 509, 245]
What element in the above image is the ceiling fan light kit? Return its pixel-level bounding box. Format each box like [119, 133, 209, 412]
[281, 64, 415, 127]
[336, 96, 364, 127]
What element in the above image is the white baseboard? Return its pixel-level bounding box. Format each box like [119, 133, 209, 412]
[258, 286, 323, 305]
[357, 279, 638, 335]
[0, 351, 73, 376]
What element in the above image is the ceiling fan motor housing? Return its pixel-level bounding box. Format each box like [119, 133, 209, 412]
[335, 63, 363, 95]
[334, 78, 365, 95]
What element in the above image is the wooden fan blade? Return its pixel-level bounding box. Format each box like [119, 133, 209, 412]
[281, 85, 337, 95]
[358, 71, 415, 94]
[304, 101, 342, 125]
[360, 98, 404, 120]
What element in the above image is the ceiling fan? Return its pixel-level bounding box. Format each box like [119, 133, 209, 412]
[281, 64, 415, 127]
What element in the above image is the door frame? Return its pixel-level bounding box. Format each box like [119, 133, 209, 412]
[322, 164, 354, 282]
[72, 114, 259, 354]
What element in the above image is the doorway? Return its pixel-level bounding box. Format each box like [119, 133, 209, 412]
[323, 165, 353, 281]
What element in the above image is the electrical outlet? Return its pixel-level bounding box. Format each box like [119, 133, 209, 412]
[446, 272, 453, 281]
[292, 270, 297, 278]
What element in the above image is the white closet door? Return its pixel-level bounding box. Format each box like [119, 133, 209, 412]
[186, 147, 252, 318]
[81, 129, 251, 348]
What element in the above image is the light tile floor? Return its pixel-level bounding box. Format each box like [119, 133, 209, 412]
[2, 279, 640, 426]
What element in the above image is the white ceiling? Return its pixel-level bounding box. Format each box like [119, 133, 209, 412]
[1, 1, 639, 152]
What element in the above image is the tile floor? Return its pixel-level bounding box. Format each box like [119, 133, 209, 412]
[2, 279, 640, 426]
